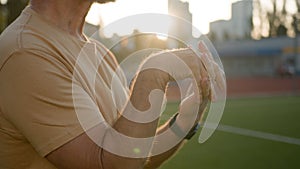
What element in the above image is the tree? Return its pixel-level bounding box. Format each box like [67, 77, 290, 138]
[292, 0, 300, 35]
[253, 0, 298, 38]
[7, 0, 29, 24]
[208, 31, 217, 42]
[277, 24, 288, 36]
[0, 0, 28, 33]
[0, 5, 8, 32]
[223, 31, 230, 41]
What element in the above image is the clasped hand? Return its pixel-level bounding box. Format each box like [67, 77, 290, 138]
[141, 41, 225, 133]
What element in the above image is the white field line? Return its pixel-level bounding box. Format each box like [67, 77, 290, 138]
[214, 124, 300, 146]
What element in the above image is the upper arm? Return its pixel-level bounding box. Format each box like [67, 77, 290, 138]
[46, 128, 103, 169]
[0, 50, 106, 168]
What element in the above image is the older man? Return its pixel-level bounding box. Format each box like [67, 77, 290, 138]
[0, 0, 216, 168]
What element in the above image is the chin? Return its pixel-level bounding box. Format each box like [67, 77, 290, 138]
[94, 0, 116, 4]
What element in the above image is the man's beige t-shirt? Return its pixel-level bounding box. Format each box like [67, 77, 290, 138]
[0, 7, 127, 168]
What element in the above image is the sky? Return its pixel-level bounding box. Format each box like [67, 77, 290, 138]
[86, 0, 241, 37]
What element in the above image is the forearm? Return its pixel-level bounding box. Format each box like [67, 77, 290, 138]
[144, 122, 186, 169]
[114, 68, 168, 137]
[145, 92, 209, 168]
[101, 47, 209, 169]
[101, 69, 169, 169]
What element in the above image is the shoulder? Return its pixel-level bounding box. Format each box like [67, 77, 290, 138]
[0, 7, 79, 72]
[90, 38, 119, 70]
[0, 11, 26, 70]
[0, 8, 50, 71]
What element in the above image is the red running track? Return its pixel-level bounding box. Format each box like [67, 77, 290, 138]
[227, 77, 300, 97]
[166, 77, 300, 101]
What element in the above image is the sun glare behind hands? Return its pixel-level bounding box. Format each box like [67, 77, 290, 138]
[86, 0, 241, 37]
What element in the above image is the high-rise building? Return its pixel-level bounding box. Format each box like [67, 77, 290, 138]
[210, 0, 253, 42]
[168, 0, 193, 44]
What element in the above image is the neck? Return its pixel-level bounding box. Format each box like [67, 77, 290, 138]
[30, 0, 93, 41]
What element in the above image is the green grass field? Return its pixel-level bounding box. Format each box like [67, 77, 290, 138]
[159, 96, 300, 169]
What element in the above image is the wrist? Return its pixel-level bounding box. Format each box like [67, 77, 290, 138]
[168, 113, 200, 140]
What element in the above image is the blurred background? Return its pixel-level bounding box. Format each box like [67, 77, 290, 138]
[1, 0, 300, 168]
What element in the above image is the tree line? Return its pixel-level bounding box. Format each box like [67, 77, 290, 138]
[253, 0, 299, 39]
[0, 0, 29, 33]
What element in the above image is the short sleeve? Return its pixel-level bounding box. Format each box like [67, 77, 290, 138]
[0, 50, 101, 157]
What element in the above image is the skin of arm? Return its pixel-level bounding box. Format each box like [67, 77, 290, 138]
[101, 68, 170, 169]
[28, 0, 213, 168]
[46, 69, 179, 169]
[47, 49, 210, 169]
[101, 48, 211, 169]
[143, 125, 186, 169]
